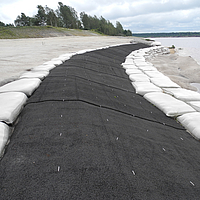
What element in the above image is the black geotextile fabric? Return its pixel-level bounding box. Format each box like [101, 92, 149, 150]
[1, 43, 200, 199]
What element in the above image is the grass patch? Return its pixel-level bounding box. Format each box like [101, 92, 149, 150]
[0, 27, 17, 39]
[0, 26, 100, 39]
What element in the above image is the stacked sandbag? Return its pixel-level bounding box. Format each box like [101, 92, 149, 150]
[0, 45, 130, 157]
[0, 53, 75, 157]
[0, 122, 10, 157]
[122, 44, 200, 140]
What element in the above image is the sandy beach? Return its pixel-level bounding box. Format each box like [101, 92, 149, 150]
[0, 36, 134, 85]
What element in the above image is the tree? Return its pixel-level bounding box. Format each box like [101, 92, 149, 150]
[12, 2, 129, 36]
[80, 12, 90, 29]
[57, 2, 79, 28]
[14, 13, 31, 26]
[0, 21, 5, 27]
[107, 21, 117, 35]
[116, 21, 123, 35]
[34, 5, 47, 26]
[45, 6, 59, 27]
[5, 23, 14, 27]
[123, 29, 132, 36]
[80, 13, 101, 30]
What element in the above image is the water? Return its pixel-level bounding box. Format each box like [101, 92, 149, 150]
[150, 37, 200, 64]
[149, 37, 200, 92]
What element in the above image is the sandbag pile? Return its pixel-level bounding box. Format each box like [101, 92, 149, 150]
[122, 45, 200, 140]
[0, 53, 76, 157]
[0, 43, 131, 157]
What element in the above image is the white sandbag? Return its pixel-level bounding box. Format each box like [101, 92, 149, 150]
[58, 53, 74, 61]
[143, 47, 153, 53]
[134, 60, 148, 65]
[132, 82, 163, 96]
[20, 71, 49, 80]
[187, 101, 200, 112]
[44, 59, 63, 66]
[0, 122, 10, 156]
[129, 74, 150, 82]
[138, 66, 158, 71]
[76, 50, 88, 54]
[144, 92, 195, 117]
[137, 50, 147, 55]
[144, 71, 167, 78]
[51, 58, 64, 65]
[150, 77, 180, 88]
[127, 52, 136, 57]
[126, 55, 134, 59]
[135, 61, 153, 65]
[32, 64, 56, 71]
[56, 56, 69, 62]
[132, 52, 145, 57]
[0, 92, 27, 124]
[177, 112, 200, 139]
[163, 88, 200, 101]
[122, 64, 138, 69]
[133, 57, 145, 61]
[124, 58, 134, 64]
[125, 69, 143, 75]
[151, 41, 161, 46]
[0, 78, 41, 96]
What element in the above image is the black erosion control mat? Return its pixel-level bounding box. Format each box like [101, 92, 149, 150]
[1, 43, 200, 199]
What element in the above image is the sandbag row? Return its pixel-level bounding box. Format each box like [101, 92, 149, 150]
[122, 45, 200, 139]
[0, 43, 131, 157]
[0, 53, 77, 157]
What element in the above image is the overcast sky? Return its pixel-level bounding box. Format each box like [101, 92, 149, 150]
[0, 0, 200, 33]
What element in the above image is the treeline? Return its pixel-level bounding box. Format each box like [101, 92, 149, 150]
[132, 32, 200, 38]
[80, 12, 132, 36]
[0, 21, 14, 27]
[0, 2, 132, 36]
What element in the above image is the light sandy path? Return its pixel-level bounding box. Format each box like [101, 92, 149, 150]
[0, 36, 133, 85]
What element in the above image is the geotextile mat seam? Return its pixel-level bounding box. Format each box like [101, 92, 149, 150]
[1, 43, 200, 199]
[26, 99, 184, 131]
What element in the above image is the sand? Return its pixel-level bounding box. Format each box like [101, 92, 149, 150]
[0, 36, 137, 86]
[147, 51, 200, 91]
[1, 36, 200, 92]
